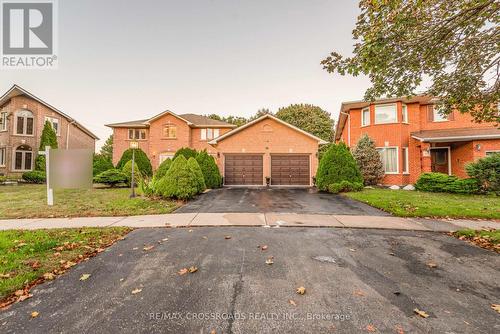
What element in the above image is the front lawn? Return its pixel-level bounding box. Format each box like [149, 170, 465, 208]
[344, 189, 500, 219]
[0, 184, 180, 219]
[0, 227, 131, 305]
[454, 229, 499, 253]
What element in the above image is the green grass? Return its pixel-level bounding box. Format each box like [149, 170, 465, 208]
[455, 229, 500, 243]
[344, 189, 500, 219]
[0, 227, 131, 300]
[0, 184, 180, 219]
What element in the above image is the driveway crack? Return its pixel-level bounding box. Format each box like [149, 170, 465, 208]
[227, 248, 246, 334]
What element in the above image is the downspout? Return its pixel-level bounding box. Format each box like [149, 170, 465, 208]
[339, 111, 350, 147]
[66, 120, 76, 149]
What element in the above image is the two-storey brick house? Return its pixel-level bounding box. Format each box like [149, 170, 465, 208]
[0, 85, 98, 177]
[335, 96, 500, 185]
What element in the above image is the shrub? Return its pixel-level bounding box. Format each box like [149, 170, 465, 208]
[22, 171, 46, 184]
[187, 157, 206, 193]
[174, 147, 198, 160]
[35, 121, 59, 171]
[352, 134, 385, 185]
[316, 142, 363, 191]
[415, 173, 480, 194]
[116, 148, 153, 177]
[327, 180, 363, 194]
[155, 158, 172, 180]
[155, 155, 199, 199]
[122, 160, 141, 187]
[93, 154, 114, 176]
[466, 153, 500, 193]
[196, 150, 222, 188]
[93, 169, 128, 187]
[139, 178, 155, 197]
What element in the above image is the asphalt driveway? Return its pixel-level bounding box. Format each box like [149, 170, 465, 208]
[175, 187, 388, 216]
[1, 227, 498, 333]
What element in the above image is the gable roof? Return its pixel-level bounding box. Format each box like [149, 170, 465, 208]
[208, 114, 329, 145]
[106, 111, 236, 128]
[0, 84, 99, 140]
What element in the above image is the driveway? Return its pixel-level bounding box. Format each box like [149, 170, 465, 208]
[1, 227, 498, 333]
[175, 187, 388, 216]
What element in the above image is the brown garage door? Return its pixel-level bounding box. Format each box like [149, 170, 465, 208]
[224, 154, 263, 185]
[271, 154, 310, 186]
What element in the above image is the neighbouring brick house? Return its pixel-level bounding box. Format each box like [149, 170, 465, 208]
[0, 85, 98, 177]
[107, 112, 327, 186]
[335, 96, 500, 185]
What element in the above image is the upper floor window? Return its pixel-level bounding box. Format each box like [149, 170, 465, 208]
[163, 124, 177, 139]
[15, 110, 34, 135]
[361, 107, 370, 126]
[45, 116, 60, 135]
[401, 104, 408, 123]
[428, 105, 454, 122]
[374, 104, 397, 124]
[377, 147, 399, 174]
[201, 128, 220, 140]
[128, 128, 146, 140]
[0, 112, 7, 131]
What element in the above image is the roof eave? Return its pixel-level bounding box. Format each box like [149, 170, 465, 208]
[411, 134, 500, 142]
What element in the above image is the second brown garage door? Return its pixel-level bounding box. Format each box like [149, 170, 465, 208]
[271, 154, 310, 186]
[224, 154, 263, 185]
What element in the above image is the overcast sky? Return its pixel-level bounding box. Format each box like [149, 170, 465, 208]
[1, 0, 371, 148]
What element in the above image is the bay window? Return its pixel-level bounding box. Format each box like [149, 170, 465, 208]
[377, 147, 399, 174]
[374, 104, 397, 124]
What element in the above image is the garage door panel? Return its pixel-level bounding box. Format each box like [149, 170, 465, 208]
[271, 155, 310, 186]
[224, 155, 263, 185]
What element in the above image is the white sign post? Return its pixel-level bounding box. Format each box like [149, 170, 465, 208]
[38, 146, 53, 206]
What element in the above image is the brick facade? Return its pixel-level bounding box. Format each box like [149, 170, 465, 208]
[337, 98, 500, 185]
[0, 87, 97, 177]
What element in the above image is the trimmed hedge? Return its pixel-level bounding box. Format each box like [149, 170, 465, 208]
[155, 158, 172, 180]
[187, 157, 206, 193]
[116, 148, 153, 177]
[155, 155, 199, 199]
[327, 181, 363, 194]
[316, 142, 363, 191]
[415, 173, 480, 194]
[93, 169, 128, 187]
[122, 160, 141, 187]
[466, 153, 500, 193]
[22, 171, 46, 184]
[196, 150, 222, 188]
[93, 154, 114, 176]
[174, 147, 198, 160]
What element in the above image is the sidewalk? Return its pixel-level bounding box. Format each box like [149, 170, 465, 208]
[1, 213, 498, 232]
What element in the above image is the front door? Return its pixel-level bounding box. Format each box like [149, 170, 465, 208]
[431, 148, 449, 174]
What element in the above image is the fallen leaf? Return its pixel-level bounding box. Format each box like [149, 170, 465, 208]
[17, 242, 27, 247]
[210, 330, 216, 334]
[491, 304, 500, 314]
[31, 311, 39, 318]
[0, 273, 11, 279]
[414, 308, 429, 318]
[261, 245, 268, 251]
[427, 262, 438, 268]
[289, 299, 297, 306]
[188, 266, 198, 273]
[265, 257, 274, 265]
[53, 252, 61, 257]
[162, 238, 169, 241]
[202, 236, 208, 240]
[188, 229, 193, 233]
[132, 247, 139, 250]
[119, 278, 124, 282]
[296, 286, 306, 295]
[143, 245, 154, 251]
[366, 324, 377, 332]
[43, 272, 55, 280]
[395, 325, 405, 334]
[389, 252, 395, 256]
[28, 261, 41, 269]
[79, 274, 91, 281]
[224, 236, 232, 240]
[349, 248, 356, 252]
[178, 268, 189, 275]
[131, 288, 142, 294]
[18, 294, 33, 302]
[14, 290, 24, 297]
[354, 290, 365, 296]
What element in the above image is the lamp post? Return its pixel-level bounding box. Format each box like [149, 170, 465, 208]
[129, 141, 139, 198]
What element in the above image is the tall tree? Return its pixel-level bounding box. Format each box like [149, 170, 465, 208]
[352, 134, 385, 185]
[322, 0, 500, 123]
[100, 135, 113, 160]
[35, 121, 58, 171]
[206, 114, 248, 127]
[276, 104, 334, 141]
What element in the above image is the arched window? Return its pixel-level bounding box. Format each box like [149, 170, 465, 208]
[13, 145, 33, 171]
[15, 110, 34, 135]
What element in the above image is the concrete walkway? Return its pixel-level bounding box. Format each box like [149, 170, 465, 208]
[0, 213, 498, 232]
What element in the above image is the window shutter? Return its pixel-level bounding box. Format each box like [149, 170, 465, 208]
[201, 129, 207, 140]
[427, 105, 434, 122]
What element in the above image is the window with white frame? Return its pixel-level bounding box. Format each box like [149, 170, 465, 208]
[201, 128, 220, 140]
[377, 147, 399, 174]
[0, 147, 5, 166]
[45, 116, 60, 135]
[13, 145, 33, 171]
[0, 112, 7, 131]
[159, 153, 174, 164]
[374, 104, 397, 124]
[402, 104, 408, 123]
[432, 106, 448, 122]
[486, 151, 500, 156]
[361, 107, 370, 126]
[15, 110, 34, 135]
[162, 125, 177, 139]
[402, 147, 409, 173]
[128, 128, 146, 140]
